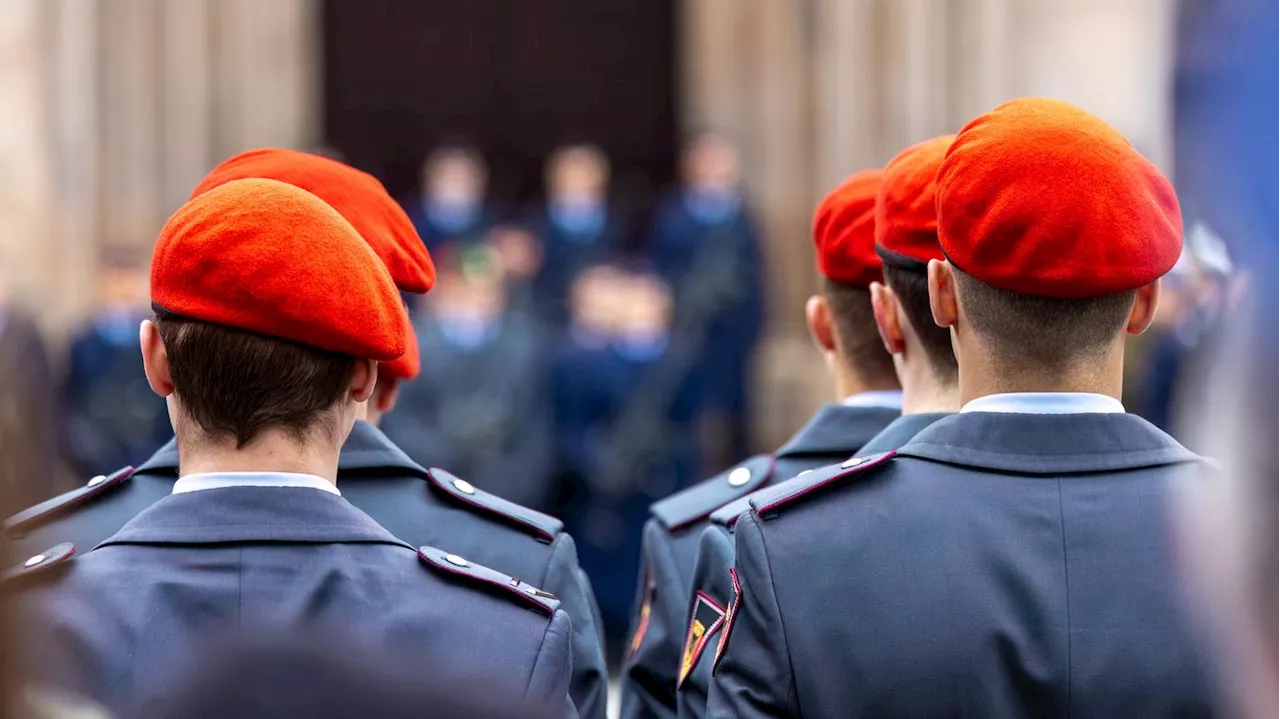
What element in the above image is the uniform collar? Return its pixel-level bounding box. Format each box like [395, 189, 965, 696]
[896, 411, 1201, 474]
[960, 392, 1125, 414]
[776, 403, 900, 458]
[134, 422, 428, 478]
[99, 486, 406, 547]
[841, 390, 904, 410]
[855, 412, 953, 455]
[173, 472, 340, 496]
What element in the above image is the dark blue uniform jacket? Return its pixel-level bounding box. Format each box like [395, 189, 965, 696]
[6, 421, 607, 719]
[708, 411, 1216, 718]
[675, 411, 951, 718]
[619, 403, 897, 719]
[11, 486, 572, 716]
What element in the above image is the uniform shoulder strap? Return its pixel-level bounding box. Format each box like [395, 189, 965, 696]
[749, 451, 896, 520]
[1, 542, 76, 585]
[4, 467, 135, 538]
[417, 545, 561, 617]
[650, 454, 775, 531]
[425, 468, 562, 544]
[709, 494, 754, 530]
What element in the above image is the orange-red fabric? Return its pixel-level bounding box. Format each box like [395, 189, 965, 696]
[153, 178, 408, 361]
[875, 135, 953, 266]
[192, 148, 435, 294]
[936, 98, 1182, 298]
[812, 169, 883, 286]
[380, 320, 420, 380]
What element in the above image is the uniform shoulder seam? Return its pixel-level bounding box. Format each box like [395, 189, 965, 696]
[417, 545, 560, 617]
[749, 451, 895, 519]
[650, 454, 775, 531]
[5, 467, 135, 537]
[425, 468, 562, 543]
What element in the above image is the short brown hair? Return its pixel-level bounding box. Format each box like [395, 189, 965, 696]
[821, 278, 898, 387]
[156, 314, 357, 448]
[882, 265, 958, 382]
[952, 267, 1136, 368]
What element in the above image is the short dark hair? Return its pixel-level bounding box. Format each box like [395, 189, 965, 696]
[952, 267, 1137, 368]
[882, 265, 958, 382]
[155, 314, 357, 448]
[821, 277, 898, 387]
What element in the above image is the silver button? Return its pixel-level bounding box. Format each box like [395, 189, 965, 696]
[797, 469, 813, 476]
[841, 456, 866, 469]
[452, 478, 476, 495]
[444, 554, 468, 568]
[727, 467, 752, 487]
[23, 554, 46, 568]
[86, 475, 106, 488]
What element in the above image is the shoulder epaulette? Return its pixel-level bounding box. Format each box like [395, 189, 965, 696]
[749, 451, 895, 520]
[2, 542, 76, 585]
[651, 455, 775, 532]
[5, 467, 135, 538]
[709, 495, 754, 529]
[417, 545, 560, 616]
[426, 468, 562, 544]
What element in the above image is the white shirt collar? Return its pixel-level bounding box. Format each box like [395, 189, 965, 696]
[172, 472, 341, 496]
[960, 392, 1125, 415]
[841, 390, 904, 410]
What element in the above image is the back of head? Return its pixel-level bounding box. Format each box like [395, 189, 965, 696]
[811, 170, 898, 388]
[935, 98, 1182, 371]
[151, 178, 407, 448]
[875, 135, 959, 382]
[193, 148, 433, 383]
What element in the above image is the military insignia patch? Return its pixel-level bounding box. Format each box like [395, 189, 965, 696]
[628, 572, 655, 659]
[677, 591, 726, 687]
[713, 567, 741, 671]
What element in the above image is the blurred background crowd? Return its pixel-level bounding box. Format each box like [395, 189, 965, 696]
[0, 0, 1274, 679]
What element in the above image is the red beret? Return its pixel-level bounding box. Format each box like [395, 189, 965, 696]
[936, 98, 1182, 297]
[812, 169, 883, 286]
[152, 178, 408, 361]
[192, 149, 435, 294]
[875, 135, 953, 268]
[380, 323, 420, 380]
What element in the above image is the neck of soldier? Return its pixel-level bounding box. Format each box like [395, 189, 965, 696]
[177, 426, 342, 484]
[832, 361, 901, 404]
[893, 351, 961, 414]
[957, 333, 1126, 405]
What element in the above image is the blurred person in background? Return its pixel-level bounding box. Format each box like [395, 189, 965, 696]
[406, 144, 494, 277]
[0, 261, 59, 514]
[60, 248, 170, 480]
[145, 634, 563, 719]
[383, 245, 556, 511]
[527, 144, 626, 328]
[486, 223, 546, 323]
[647, 132, 764, 465]
[555, 262, 703, 657]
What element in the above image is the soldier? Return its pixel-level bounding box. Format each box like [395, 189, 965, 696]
[526, 144, 627, 329]
[673, 136, 964, 717]
[708, 99, 1215, 717]
[8, 179, 572, 715]
[620, 169, 901, 719]
[406, 143, 494, 254]
[7, 150, 608, 719]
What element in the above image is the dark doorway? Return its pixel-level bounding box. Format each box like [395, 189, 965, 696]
[322, 0, 679, 230]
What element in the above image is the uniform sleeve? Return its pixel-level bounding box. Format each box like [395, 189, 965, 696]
[676, 526, 736, 719]
[525, 607, 577, 718]
[540, 533, 608, 719]
[619, 520, 685, 719]
[706, 513, 798, 718]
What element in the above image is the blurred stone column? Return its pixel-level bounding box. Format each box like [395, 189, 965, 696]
[0, 1, 53, 278]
